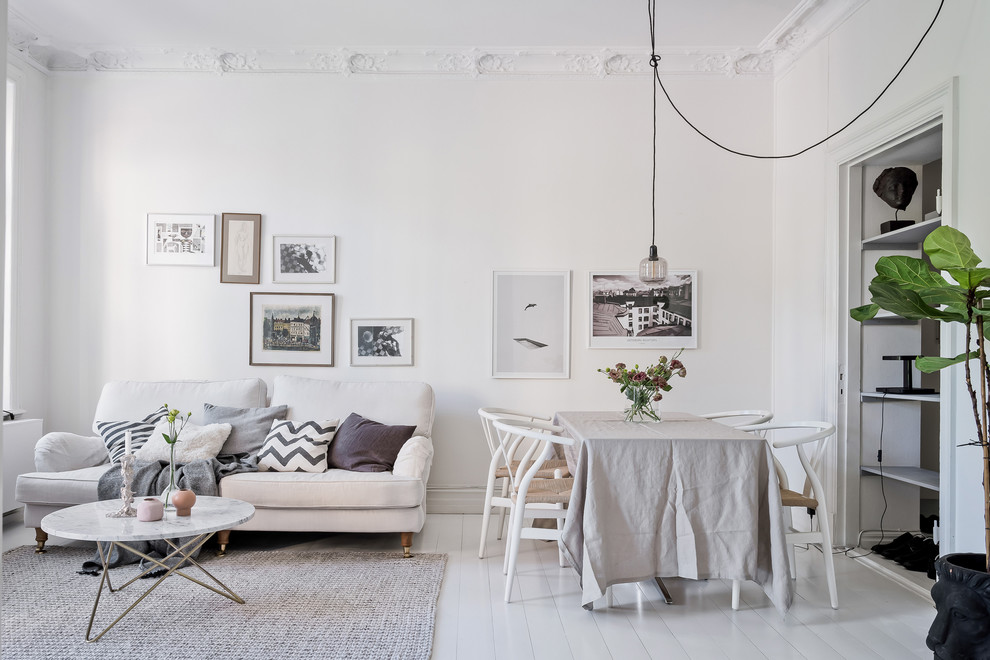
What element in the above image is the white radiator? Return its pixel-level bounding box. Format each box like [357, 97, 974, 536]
[3, 418, 43, 513]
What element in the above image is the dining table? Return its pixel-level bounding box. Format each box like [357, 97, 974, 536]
[554, 410, 793, 614]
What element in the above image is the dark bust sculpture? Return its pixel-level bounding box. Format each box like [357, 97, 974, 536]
[873, 166, 919, 211]
[927, 558, 990, 659]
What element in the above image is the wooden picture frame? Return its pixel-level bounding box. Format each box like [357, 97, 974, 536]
[250, 292, 334, 367]
[273, 234, 336, 284]
[221, 213, 262, 284]
[146, 213, 215, 266]
[350, 318, 414, 366]
[588, 270, 698, 349]
[492, 270, 571, 379]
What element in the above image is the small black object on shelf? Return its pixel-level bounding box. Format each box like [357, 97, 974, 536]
[880, 219, 915, 234]
[876, 355, 936, 394]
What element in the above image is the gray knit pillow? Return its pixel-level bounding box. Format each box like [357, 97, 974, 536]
[203, 403, 288, 457]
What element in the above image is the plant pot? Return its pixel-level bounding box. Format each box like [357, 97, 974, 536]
[136, 497, 164, 522]
[170, 488, 197, 517]
[927, 553, 990, 659]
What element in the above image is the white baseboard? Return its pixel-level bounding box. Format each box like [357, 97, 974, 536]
[425, 487, 486, 514]
[852, 553, 934, 604]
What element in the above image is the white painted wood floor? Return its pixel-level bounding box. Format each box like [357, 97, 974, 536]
[3, 511, 936, 659]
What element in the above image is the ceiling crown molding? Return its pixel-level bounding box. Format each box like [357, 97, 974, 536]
[7, 1, 866, 78]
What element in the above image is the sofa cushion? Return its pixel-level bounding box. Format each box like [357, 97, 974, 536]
[95, 405, 168, 465]
[219, 470, 424, 509]
[270, 376, 434, 438]
[203, 403, 289, 457]
[257, 419, 338, 473]
[14, 465, 113, 507]
[135, 421, 232, 463]
[92, 378, 268, 432]
[328, 413, 415, 472]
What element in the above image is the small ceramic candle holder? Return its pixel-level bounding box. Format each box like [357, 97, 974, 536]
[136, 497, 164, 522]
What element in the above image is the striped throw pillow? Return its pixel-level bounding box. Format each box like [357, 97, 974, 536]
[257, 419, 339, 472]
[96, 405, 169, 465]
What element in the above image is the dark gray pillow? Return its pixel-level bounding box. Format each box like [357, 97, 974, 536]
[204, 403, 289, 457]
[328, 412, 416, 472]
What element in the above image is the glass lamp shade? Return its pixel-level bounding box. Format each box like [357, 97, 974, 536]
[639, 245, 668, 285]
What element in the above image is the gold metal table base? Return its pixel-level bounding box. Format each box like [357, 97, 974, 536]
[85, 532, 244, 642]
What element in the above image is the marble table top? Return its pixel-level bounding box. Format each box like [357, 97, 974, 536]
[41, 496, 255, 542]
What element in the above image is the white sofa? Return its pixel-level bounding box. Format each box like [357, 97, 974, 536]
[15, 376, 435, 557]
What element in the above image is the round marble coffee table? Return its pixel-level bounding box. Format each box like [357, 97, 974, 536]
[41, 496, 254, 642]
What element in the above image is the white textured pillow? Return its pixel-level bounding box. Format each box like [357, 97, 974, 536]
[258, 419, 338, 472]
[135, 421, 232, 463]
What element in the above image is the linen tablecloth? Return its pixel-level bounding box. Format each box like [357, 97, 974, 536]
[555, 411, 793, 614]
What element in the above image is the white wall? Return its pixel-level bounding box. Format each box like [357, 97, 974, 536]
[773, 0, 990, 552]
[22, 69, 774, 502]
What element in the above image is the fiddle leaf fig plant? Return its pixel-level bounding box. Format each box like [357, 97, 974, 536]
[851, 225, 990, 572]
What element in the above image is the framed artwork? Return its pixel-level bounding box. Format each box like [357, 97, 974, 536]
[350, 318, 414, 366]
[146, 213, 215, 266]
[589, 270, 698, 349]
[221, 213, 262, 284]
[273, 235, 336, 284]
[250, 292, 334, 367]
[492, 270, 570, 379]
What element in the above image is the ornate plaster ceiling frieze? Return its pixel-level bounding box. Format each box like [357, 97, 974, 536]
[7, 1, 867, 77]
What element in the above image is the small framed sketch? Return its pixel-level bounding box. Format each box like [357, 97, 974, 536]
[250, 292, 334, 367]
[273, 235, 336, 284]
[221, 213, 262, 284]
[492, 270, 570, 378]
[589, 270, 698, 349]
[146, 213, 215, 266]
[350, 318, 414, 366]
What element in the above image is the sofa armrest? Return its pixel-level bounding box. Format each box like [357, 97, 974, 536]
[392, 435, 433, 481]
[34, 432, 108, 472]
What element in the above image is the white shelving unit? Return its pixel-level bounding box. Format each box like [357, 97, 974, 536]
[860, 466, 939, 491]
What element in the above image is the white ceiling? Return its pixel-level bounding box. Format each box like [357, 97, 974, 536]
[7, 0, 868, 75]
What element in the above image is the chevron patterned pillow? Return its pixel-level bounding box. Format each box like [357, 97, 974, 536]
[257, 419, 339, 472]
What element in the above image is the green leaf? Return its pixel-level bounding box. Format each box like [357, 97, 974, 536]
[916, 351, 980, 373]
[868, 280, 961, 321]
[850, 304, 879, 322]
[916, 286, 970, 308]
[924, 226, 982, 270]
[875, 255, 949, 290]
[946, 267, 990, 289]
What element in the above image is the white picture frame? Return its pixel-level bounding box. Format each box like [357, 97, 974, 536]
[589, 270, 698, 349]
[273, 235, 336, 284]
[146, 213, 215, 266]
[492, 270, 571, 379]
[249, 292, 334, 367]
[350, 318, 414, 366]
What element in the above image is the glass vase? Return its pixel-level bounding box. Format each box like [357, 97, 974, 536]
[624, 385, 661, 422]
[162, 442, 177, 509]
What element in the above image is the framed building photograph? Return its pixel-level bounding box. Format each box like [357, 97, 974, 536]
[350, 318, 414, 366]
[273, 234, 336, 284]
[146, 213, 215, 266]
[492, 270, 570, 379]
[221, 213, 262, 284]
[250, 292, 334, 367]
[589, 270, 698, 349]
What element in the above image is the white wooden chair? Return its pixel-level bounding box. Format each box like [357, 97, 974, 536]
[733, 421, 839, 610]
[490, 417, 573, 603]
[477, 407, 569, 559]
[699, 410, 773, 427]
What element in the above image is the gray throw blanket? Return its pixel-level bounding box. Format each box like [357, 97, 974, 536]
[80, 455, 257, 575]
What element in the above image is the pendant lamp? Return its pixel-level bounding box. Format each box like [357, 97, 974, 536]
[639, 0, 668, 285]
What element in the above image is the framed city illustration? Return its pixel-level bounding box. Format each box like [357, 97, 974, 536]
[588, 271, 697, 349]
[146, 213, 215, 266]
[273, 234, 336, 284]
[250, 292, 334, 366]
[492, 270, 570, 378]
[350, 318, 414, 366]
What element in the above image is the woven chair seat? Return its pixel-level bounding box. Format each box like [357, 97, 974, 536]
[495, 458, 570, 480]
[510, 477, 572, 505]
[780, 487, 817, 509]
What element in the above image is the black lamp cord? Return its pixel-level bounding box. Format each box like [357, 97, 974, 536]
[843, 392, 889, 559]
[648, 0, 659, 248]
[651, 0, 945, 159]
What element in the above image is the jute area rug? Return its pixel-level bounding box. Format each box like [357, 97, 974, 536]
[1, 545, 447, 659]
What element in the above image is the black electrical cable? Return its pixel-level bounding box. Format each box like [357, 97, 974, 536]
[652, 0, 945, 159]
